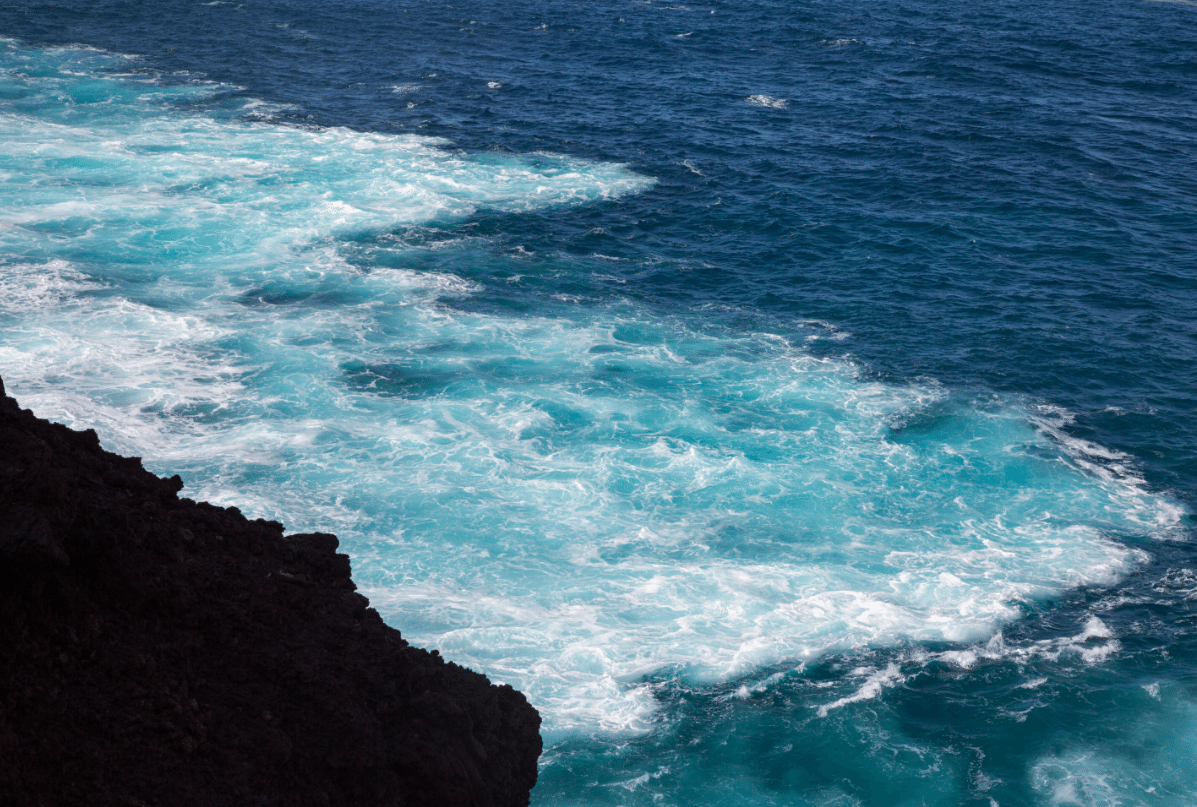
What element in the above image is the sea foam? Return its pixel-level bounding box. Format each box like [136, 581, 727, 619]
[0, 40, 1184, 740]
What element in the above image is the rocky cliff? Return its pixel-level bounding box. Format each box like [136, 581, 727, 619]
[0, 376, 541, 806]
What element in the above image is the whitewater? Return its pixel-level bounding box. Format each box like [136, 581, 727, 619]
[2, 0, 1197, 802]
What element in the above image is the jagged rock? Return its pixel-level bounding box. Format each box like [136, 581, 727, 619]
[0, 376, 541, 806]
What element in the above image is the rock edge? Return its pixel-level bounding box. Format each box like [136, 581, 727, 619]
[0, 376, 541, 806]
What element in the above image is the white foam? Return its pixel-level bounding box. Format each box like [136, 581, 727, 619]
[0, 260, 100, 314]
[933, 617, 1123, 670]
[1030, 409, 1187, 538]
[1, 41, 1186, 742]
[745, 94, 789, 108]
[816, 662, 904, 716]
[798, 318, 852, 342]
[0, 78, 653, 261]
[280, 329, 1168, 734]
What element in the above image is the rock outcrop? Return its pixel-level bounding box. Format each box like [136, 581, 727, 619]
[0, 376, 541, 806]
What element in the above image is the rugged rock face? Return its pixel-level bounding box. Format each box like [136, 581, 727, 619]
[0, 376, 541, 807]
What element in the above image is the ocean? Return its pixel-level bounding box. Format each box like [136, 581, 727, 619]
[2, 0, 1196, 803]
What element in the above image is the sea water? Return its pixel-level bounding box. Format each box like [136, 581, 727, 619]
[2, 0, 1196, 803]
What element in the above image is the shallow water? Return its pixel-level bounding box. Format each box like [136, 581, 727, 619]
[2, 0, 1196, 803]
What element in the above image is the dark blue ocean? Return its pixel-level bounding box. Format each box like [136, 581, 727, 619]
[3, 0, 1197, 803]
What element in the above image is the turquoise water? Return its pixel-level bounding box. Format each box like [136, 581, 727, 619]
[2, 0, 1196, 802]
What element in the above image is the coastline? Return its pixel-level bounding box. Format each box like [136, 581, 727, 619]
[0, 374, 541, 806]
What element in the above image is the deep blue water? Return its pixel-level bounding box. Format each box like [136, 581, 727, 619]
[2, 0, 1197, 803]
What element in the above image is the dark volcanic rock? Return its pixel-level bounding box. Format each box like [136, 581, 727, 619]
[0, 376, 541, 807]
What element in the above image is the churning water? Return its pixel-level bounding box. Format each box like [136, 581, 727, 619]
[2, 0, 1196, 803]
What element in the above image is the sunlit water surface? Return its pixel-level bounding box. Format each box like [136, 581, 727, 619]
[2, 1, 1196, 803]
